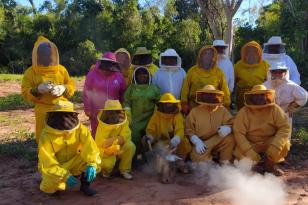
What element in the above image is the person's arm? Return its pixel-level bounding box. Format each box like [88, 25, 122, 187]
[221, 107, 234, 125]
[174, 113, 185, 140]
[123, 85, 132, 109]
[118, 73, 127, 103]
[292, 84, 308, 107]
[185, 110, 196, 137]
[146, 114, 158, 141]
[21, 68, 39, 104]
[219, 71, 231, 108]
[228, 60, 235, 93]
[180, 70, 191, 103]
[79, 125, 101, 169]
[119, 120, 132, 143]
[233, 109, 254, 154]
[61, 66, 75, 98]
[270, 106, 291, 150]
[287, 56, 301, 85]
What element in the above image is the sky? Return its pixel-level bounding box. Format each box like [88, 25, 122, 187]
[16, 0, 273, 25]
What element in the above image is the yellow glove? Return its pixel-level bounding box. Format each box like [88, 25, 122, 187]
[104, 139, 121, 156]
[266, 145, 281, 162]
[245, 148, 261, 162]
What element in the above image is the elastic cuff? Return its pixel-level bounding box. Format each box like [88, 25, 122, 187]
[87, 163, 97, 170]
[30, 87, 41, 97]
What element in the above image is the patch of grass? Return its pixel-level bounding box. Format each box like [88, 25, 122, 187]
[293, 127, 308, 145]
[0, 94, 34, 111]
[0, 74, 23, 82]
[0, 91, 82, 111]
[70, 91, 83, 103]
[0, 114, 22, 126]
[0, 130, 37, 161]
[288, 127, 308, 164]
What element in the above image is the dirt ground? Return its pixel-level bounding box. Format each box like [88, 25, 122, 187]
[0, 80, 308, 205]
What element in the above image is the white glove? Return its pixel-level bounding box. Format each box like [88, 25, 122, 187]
[218, 125, 232, 138]
[51, 85, 66, 97]
[190, 135, 207, 154]
[37, 82, 53, 94]
[170, 136, 181, 147]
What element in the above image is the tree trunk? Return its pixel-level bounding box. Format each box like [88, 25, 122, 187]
[28, 0, 37, 14]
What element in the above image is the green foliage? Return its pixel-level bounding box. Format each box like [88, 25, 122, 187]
[70, 90, 83, 103]
[0, 73, 23, 81]
[235, 0, 308, 89]
[62, 40, 98, 76]
[0, 94, 34, 111]
[0, 0, 210, 74]
[293, 128, 308, 145]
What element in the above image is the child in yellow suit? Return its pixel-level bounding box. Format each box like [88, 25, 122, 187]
[185, 85, 234, 163]
[146, 93, 192, 173]
[95, 100, 136, 180]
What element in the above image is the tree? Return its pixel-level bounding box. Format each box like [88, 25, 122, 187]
[196, 0, 243, 55]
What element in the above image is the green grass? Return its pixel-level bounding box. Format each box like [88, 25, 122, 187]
[0, 74, 84, 82]
[0, 74, 23, 82]
[0, 94, 34, 111]
[70, 90, 83, 103]
[0, 130, 37, 161]
[0, 91, 82, 111]
[293, 127, 308, 145]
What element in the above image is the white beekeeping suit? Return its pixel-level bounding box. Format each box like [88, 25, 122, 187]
[213, 40, 234, 93]
[152, 48, 186, 99]
[263, 36, 301, 85]
[263, 62, 308, 139]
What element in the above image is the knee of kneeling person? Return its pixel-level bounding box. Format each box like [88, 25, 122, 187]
[122, 141, 136, 152]
[223, 134, 235, 146]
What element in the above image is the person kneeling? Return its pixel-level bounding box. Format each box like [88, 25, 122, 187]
[95, 100, 136, 180]
[145, 93, 192, 173]
[233, 85, 291, 176]
[38, 101, 101, 196]
[186, 85, 234, 163]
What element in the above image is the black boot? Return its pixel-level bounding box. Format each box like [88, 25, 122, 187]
[80, 173, 97, 196]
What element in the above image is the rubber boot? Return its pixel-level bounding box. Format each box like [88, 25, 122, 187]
[80, 173, 97, 196]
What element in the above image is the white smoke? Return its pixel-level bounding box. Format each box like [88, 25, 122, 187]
[192, 158, 287, 205]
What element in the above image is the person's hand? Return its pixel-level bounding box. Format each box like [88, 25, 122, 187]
[245, 148, 261, 162]
[266, 145, 281, 162]
[117, 136, 125, 145]
[51, 85, 66, 97]
[85, 166, 96, 182]
[170, 136, 181, 148]
[218, 125, 232, 138]
[38, 82, 53, 94]
[66, 175, 78, 187]
[190, 135, 207, 154]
